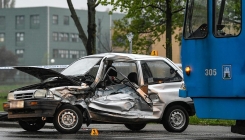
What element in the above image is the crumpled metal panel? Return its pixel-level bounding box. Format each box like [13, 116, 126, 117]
[51, 86, 89, 105]
[88, 84, 152, 118]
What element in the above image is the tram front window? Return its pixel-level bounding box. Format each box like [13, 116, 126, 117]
[184, 0, 208, 39]
[214, 0, 241, 37]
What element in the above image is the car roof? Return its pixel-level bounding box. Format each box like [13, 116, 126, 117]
[83, 53, 166, 61]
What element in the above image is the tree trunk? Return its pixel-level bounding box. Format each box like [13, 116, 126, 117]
[165, 0, 172, 60]
[87, 0, 97, 55]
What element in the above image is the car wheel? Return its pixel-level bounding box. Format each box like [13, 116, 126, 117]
[162, 105, 189, 132]
[18, 118, 45, 131]
[124, 123, 146, 131]
[53, 104, 82, 134]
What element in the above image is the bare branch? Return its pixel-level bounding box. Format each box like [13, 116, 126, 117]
[172, 7, 185, 14]
[67, 0, 88, 51]
[95, 0, 101, 7]
[138, 4, 165, 13]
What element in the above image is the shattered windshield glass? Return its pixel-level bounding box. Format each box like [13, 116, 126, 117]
[61, 57, 102, 76]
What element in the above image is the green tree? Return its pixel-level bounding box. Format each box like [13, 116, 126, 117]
[0, 0, 15, 8]
[67, 0, 101, 55]
[101, 0, 185, 60]
[0, 47, 18, 82]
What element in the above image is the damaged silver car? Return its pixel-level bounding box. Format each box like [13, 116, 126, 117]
[3, 53, 195, 134]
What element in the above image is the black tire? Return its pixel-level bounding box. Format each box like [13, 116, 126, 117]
[53, 104, 83, 134]
[162, 105, 189, 132]
[124, 123, 146, 131]
[18, 118, 45, 131]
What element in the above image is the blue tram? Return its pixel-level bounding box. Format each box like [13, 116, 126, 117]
[179, 0, 245, 134]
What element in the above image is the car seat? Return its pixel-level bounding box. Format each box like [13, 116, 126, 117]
[127, 72, 138, 85]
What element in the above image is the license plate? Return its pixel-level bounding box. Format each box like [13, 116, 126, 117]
[10, 100, 24, 109]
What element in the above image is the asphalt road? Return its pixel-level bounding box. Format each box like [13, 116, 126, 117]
[0, 123, 245, 140]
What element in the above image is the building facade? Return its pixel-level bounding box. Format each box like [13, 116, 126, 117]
[0, 7, 124, 66]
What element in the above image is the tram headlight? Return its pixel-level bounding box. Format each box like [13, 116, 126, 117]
[185, 66, 191, 76]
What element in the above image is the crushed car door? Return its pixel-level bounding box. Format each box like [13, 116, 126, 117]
[88, 84, 153, 120]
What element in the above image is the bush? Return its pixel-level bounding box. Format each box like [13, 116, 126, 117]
[0, 47, 18, 83]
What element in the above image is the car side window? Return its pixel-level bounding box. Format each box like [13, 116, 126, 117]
[113, 62, 137, 80]
[141, 61, 182, 85]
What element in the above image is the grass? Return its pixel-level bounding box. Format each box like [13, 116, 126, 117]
[0, 98, 6, 111]
[189, 115, 235, 126]
[0, 84, 30, 98]
[0, 84, 31, 111]
[0, 84, 236, 126]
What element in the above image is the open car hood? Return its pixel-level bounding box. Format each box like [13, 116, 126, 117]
[14, 66, 80, 85]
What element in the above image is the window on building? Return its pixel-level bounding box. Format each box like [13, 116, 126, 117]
[16, 32, 25, 46]
[71, 33, 79, 42]
[64, 16, 69, 25]
[15, 49, 24, 58]
[52, 15, 58, 24]
[30, 15, 40, 29]
[53, 49, 83, 59]
[53, 49, 69, 58]
[0, 16, 5, 29]
[70, 50, 79, 59]
[0, 33, 5, 42]
[58, 33, 69, 41]
[59, 33, 64, 41]
[16, 15, 25, 29]
[16, 15, 24, 24]
[52, 32, 58, 41]
[60, 50, 69, 58]
[63, 33, 69, 41]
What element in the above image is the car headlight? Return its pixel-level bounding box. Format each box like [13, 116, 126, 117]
[34, 89, 49, 99]
[46, 90, 54, 99]
[7, 92, 15, 101]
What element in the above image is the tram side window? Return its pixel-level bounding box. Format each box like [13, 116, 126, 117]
[184, 0, 208, 39]
[214, 0, 241, 37]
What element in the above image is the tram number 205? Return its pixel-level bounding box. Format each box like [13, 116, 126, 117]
[205, 69, 217, 76]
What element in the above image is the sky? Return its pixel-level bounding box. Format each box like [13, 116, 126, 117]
[15, 0, 112, 12]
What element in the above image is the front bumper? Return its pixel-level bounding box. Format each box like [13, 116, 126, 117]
[187, 101, 196, 116]
[3, 99, 60, 119]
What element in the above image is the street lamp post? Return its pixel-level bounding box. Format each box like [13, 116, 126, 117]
[126, 32, 134, 53]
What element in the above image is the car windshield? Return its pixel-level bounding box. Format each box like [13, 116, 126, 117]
[61, 57, 102, 76]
